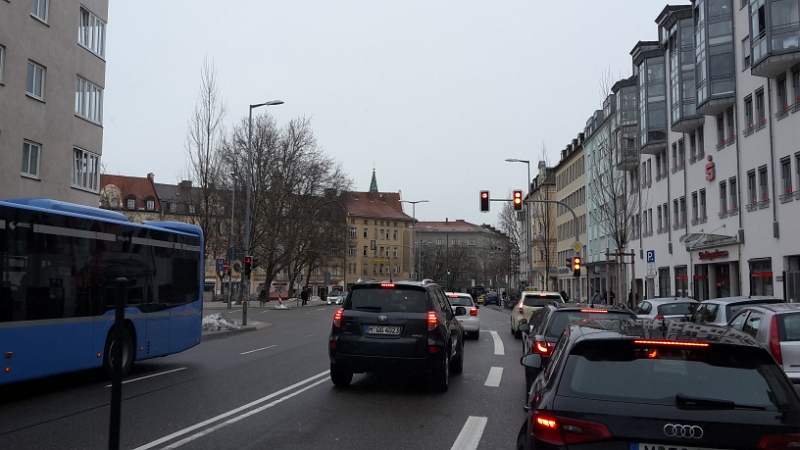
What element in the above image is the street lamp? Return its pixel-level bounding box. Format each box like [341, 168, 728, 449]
[400, 200, 429, 281]
[243, 99, 283, 325]
[505, 158, 531, 289]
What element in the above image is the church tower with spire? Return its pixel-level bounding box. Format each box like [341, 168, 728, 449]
[369, 167, 378, 193]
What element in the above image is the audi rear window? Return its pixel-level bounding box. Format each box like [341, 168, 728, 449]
[558, 340, 798, 411]
[523, 294, 561, 307]
[347, 287, 428, 313]
[657, 302, 695, 316]
[544, 312, 635, 338]
[447, 296, 473, 307]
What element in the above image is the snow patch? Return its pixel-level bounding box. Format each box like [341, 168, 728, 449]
[202, 313, 241, 331]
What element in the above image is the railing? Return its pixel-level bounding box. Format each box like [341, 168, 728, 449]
[724, 136, 735, 147]
[777, 106, 790, 121]
[756, 119, 767, 131]
[743, 124, 755, 137]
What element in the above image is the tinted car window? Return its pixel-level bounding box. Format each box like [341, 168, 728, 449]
[657, 302, 694, 315]
[523, 294, 561, 307]
[781, 313, 800, 341]
[348, 288, 428, 313]
[742, 312, 764, 338]
[635, 302, 652, 315]
[729, 311, 749, 330]
[558, 340, 798, 411]
[446, 295, 473, 307]
[544, 311, 635, 338]
[690, 304, 707, 322]
[705, 303, 719, 322]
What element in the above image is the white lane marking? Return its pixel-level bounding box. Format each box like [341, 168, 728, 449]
[162, 378, 329, 449]
[132, 370, 329, 450]
[261, 310, 269, 314]
[484, 367, 503, 387]
[239, 345, 276, 355]
[450, 416, 488, 450]
[104, 367, 186, 387]
[489, 330, 505, 355]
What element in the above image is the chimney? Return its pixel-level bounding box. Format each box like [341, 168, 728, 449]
[179, 180, 192, 189]
[147, 173, 155, 181]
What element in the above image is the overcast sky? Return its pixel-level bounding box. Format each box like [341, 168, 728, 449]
[102, 0, 686, 226]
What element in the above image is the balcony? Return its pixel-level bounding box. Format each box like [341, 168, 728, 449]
[617, 144, 639, 171]
[697, 94, 735, 117]
[751, 30, 800, 79]
[671, 115, 704, 133]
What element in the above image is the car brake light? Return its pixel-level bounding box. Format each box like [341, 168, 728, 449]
[534, 341, 554, 355]
[427, 312, 438, 331]
[333, 308, 343, 328]
[447, 294, 459, 298]
[633, 340, 709, 347]
[380, 283, 395, 288]
[770, 315, 783, 365]
[580, 309, 607, 313]
[654, 314, 665, 320]
[469, 308, 478, 316]
[758, 433, 800, 449]
[531, 412, 612, 446]
[519, 303, 525, 315]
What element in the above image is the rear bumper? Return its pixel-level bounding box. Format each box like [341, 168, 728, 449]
[458, 317, 480, 332]
[329, 351, 442, 374]
[785, 372, 800, 384]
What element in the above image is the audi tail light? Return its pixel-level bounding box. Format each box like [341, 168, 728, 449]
[427, 312, 438, 331]
[531, 411, 612, 446]
[770, 315, 783, 365]
[759, 433, 800, 449]
[469, 308, 478, 316]
[333, 308, 344, 328]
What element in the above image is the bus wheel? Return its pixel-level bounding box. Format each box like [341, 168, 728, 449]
[104, 327, 134, 379]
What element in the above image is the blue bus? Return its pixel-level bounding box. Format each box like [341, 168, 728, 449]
[0, 199, 204, 385]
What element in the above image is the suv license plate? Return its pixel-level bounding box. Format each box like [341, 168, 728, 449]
[365, 325, 401, 335]
[633, 444, 727, 450]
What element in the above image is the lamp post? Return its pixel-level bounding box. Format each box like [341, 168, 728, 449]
[400, 200, 428, 281]
[228, 172, 235, 310]
[243, 100, 283, 325]
[505, 158, 531, 289]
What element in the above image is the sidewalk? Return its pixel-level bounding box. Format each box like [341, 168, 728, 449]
[201, 298, 331, 340]
[203, 298, 332, 310]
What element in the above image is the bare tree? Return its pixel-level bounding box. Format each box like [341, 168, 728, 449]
[530, 145, 558, 290]
[185, 58, 227, 257]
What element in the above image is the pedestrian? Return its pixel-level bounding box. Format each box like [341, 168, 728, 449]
[301, 288, 309, 306]
[591, 290, 604, 305]
[609, 291, 616, 304]
[560, 290, 570, 303]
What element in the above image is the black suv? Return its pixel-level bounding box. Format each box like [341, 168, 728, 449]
[517, 320, 800, 450]
[518, 303, 636, 393]
[328, 279, 466, 392]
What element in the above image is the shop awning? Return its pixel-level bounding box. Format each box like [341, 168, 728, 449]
[679, 232, 739, 250]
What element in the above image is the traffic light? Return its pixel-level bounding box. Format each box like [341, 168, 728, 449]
[480, 191, 490, 212]
[572, 256, 581, 277]
[513, 190, 523, 211]
[244, 256, 253, 277]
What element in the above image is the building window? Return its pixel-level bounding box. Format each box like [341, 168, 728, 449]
[726, 108, 735, 140]
[756, 89, 765, 124]
[21, 141, 41, 177]
[748, 170, 757, 204]
[680, 197, 686, 223]
[700, 189, 707, 217]
[729, 178, 738, 209]
[657, 206, 662, 231]
[716, 113, 724, 145]
[169, 203, 177, 213]
[126, 197, 135, 210]
[147, 200, 155, 211]
[778, 76, 789, 110]
[0, 45, 4, 84]
[26, 61, 45, 99]
[689, 132, 697, 159]
[720, 181, 728, 211]
[675, 266, 689, 297]
[72, 147, 99, 191]
[393, 230, 398, 240]
[78, 7, 106, 57]
[349, 227, 356, 238]
[75, 77, 103, 124]
[678, 139, 685, 166]
[759, 166, 769, 200]
[452, 239, 460, 246]
[673, 199, 679, 225]
[380, 229, 385, 240]
[750, 259, 774, 296]
[744, 95, 754, 131]
[363, 228, 367, 238]
[698, 125, 705, 155]
[349, 246, 356, 257]
[363, 246, 367, 256]
[742, 36, 751, 68]
[692, 192, 698, 220]
[782, 157, 793, 194]
[793, 68, 800, 106]
[189, 204, 196, 214]
[31, 0, 48, 22]
[436, 239, 443, 246]
[658, 268, 671, 298]
[393, 247, 398, 257]
[332, 267, 340, 276]
[468, 239, 476, 246]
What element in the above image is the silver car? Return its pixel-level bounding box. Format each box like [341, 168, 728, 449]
[690, 295, 784, 326]
[446, 292, 480, 340]
[327, 292, 345, 305]
[728, 303, 800, 383]
[635, 297, 697, 322]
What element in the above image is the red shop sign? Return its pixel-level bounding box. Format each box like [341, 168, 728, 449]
[698, 250, 729, 261]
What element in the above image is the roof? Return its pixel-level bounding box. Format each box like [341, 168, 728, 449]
[153, 181, 203, 205]
[344, 191, 411, 221]
[100, 174, 161, 211]
[570, 320, 761, 347]
[417, 219, 493, 234]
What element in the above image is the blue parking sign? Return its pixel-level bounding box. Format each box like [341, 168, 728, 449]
[646, 250, 655, 263]
[216, 258, 224, 272]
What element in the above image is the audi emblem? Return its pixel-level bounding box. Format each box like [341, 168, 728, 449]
[663, 424, 703, 439]
[378, 315, 388, 322]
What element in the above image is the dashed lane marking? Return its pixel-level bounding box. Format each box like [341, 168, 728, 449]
[240, 345, 277, 355]
[450, 416, 488, 450]
[104, 367, 187, 387]
[484, 367, 503, 387]
[489, 331, 505, 355]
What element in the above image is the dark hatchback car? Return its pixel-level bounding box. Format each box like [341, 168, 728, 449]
[328, 279, 466, 392]
[484, 292, 500, 306]
[518, 304, 636, 393]
[517, 320, 800, 450]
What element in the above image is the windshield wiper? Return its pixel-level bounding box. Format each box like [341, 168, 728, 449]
[675, 394, 766, 410]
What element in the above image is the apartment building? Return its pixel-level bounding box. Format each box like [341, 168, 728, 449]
[0, 1, 108, 205]
[528, 161, 558, 291]
[554, 135, 588, 300]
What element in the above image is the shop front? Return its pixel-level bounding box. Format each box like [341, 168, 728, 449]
[693, 250, 740, 300]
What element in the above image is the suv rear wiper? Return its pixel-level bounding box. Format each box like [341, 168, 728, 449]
[675, 394, 766, 410]
[355, 306, 382, 312]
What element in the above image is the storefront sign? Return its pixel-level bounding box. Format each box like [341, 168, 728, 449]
[705, 155, 715, 181]
[373, 259, 389, 263]
[698, 250, 728, 261]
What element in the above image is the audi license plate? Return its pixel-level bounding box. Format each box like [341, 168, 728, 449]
[365, 325, 401, 335]
[632, 444, 726, 450]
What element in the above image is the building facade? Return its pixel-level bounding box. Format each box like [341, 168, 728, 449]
[529, 161, 558, 290]
[0, 0, 107, 205]
[554, 135, 588, 300]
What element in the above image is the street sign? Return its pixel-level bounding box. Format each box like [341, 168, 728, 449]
[216, 259, 224, 272]
[572, 242, 583, 252]
[647, 263, 657, 277]
[223, 261, 229, 271]
[646, 250, 655, 263]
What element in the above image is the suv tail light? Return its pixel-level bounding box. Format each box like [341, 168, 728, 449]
[531, 412, 612, 446]
[770, 315, 783, 365]
[534, 341, 555, 355]
[759, 433, 800, 449]
[469, 308, 478, 316]
[427, 312, 438, 331]
[654, 314, 665, 321]
[333, 308, 344, 328]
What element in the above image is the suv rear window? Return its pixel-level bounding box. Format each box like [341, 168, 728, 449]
[657, 302, 694, 316]
[523, 294, 561, 307]
[780, 313, 800, 341]
[544, 311, 635, 338]
[558, 340, 798, 411]
[348, 287, 428, 313]
[446, 295, 473, 307]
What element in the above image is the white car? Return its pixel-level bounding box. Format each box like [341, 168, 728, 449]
[327, 292, 345, 305]
[446, 292, 480, 339]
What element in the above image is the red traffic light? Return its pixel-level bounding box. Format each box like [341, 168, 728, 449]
[480, 190, 490, 212]
[513, 190, 523, 211]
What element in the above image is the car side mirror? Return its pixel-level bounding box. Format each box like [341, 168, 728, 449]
[520, 353, 542, 369]
[518, 323, 530, 333]
[454, 306, 467, 316]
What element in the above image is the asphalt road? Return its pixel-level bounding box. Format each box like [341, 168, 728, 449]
[0, 304, 527, 450]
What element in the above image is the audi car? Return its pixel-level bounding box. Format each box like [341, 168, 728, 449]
[517, 320, 800, 450]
